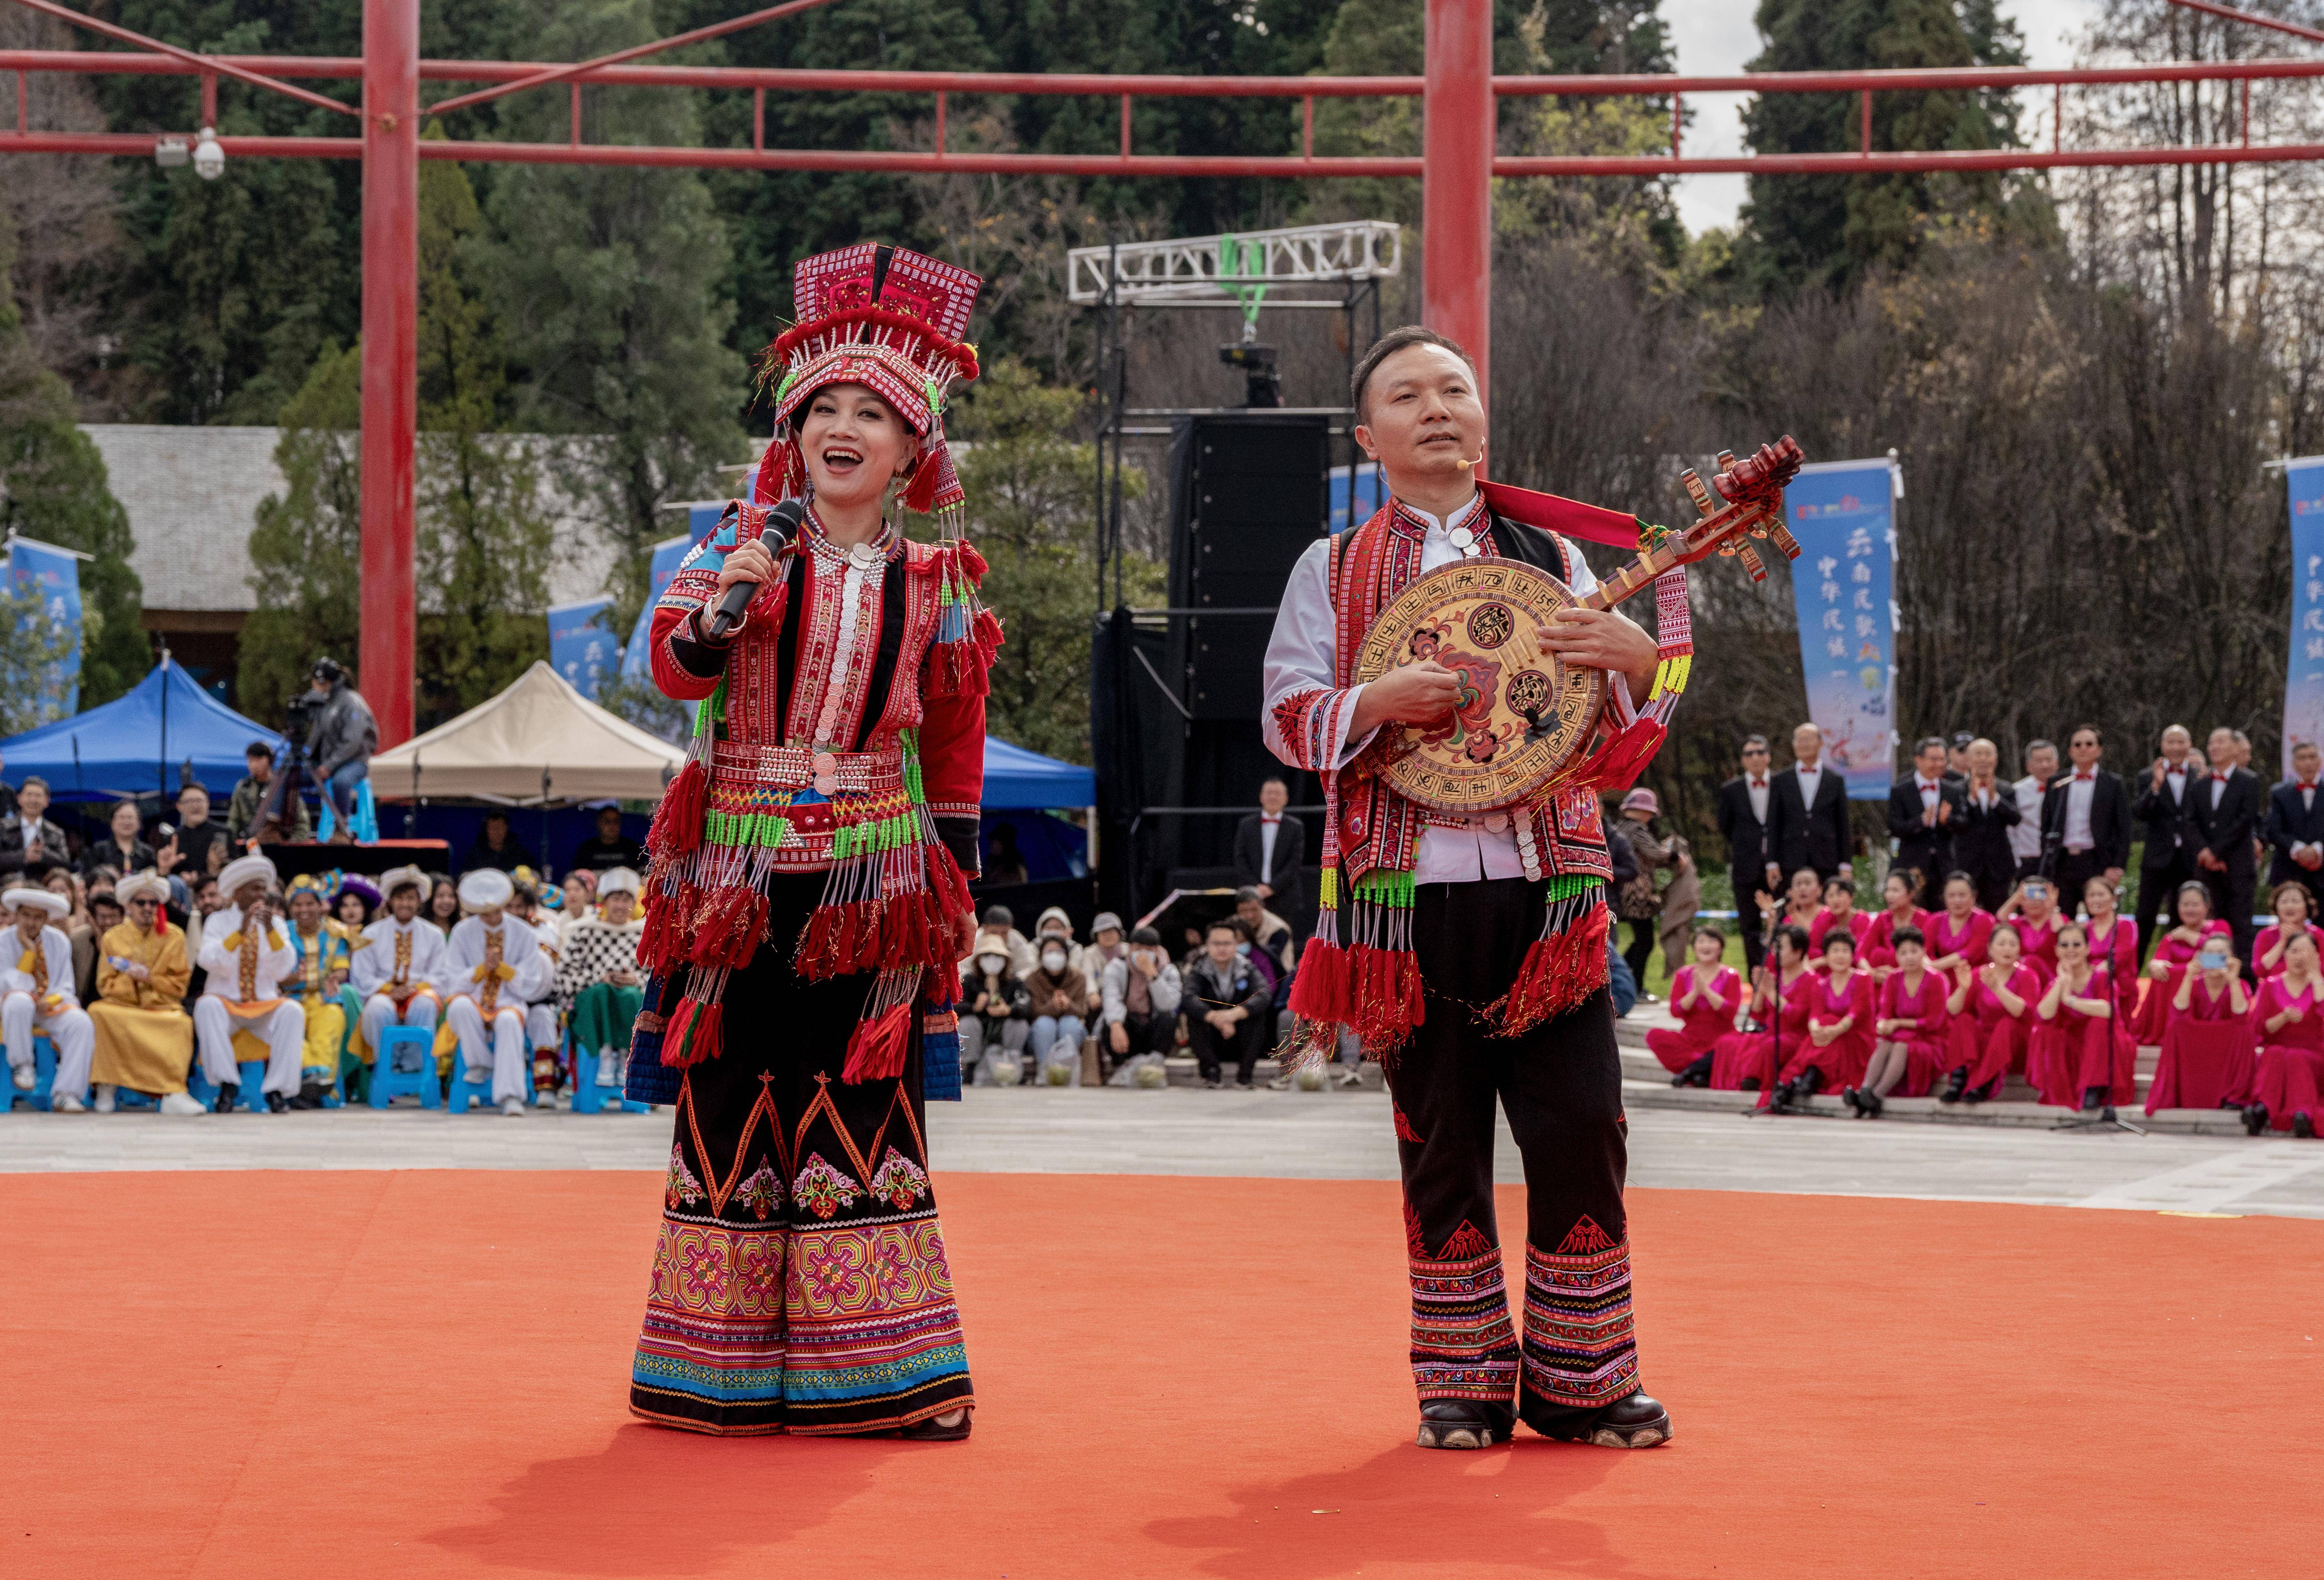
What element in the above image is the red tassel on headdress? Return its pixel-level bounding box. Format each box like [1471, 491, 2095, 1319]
[901, 442, 945, 515]
[649, 759, 707, 858]
[840, 997, 914, 1084]
[1487, 903, 1611, 1038]
[959, 540, 987, 581]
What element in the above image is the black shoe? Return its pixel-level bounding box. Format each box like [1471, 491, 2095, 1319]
[214, 1082, 239, 1114]
[1765, 1080, 1791, 1113]
[1963, 1079, 1994, 1105]
[288, 1083, 329, 1111]
[1796, 1067, 1825, 1100]
[2296, 1112, 2316, 1140]
[2243, 1102, 2270, 1136]
[1415, 1399, 1515, 1451]
[1739, 1077, 1761, 1093]
[1533, 1391, 1672, 1449]
[1863, 1089, 1884, 1119]
[264, 1091, 287, 1114]
[898, 1405, 972, 1441]
[2080, 1086, 2106, 1114]
[1942, 1068, 1968, 1104]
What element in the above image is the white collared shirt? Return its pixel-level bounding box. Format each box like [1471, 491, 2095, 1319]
[2063, 771, 2096, 851]
[1258, 814, 1280, 882]
[1916, 775, 1941, 811]
[1747, 775, 1769, 826]
[2009, 775, 2045, 861]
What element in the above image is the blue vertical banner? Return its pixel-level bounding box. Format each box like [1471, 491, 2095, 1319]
[618, 522, 711, 688]
[1783, 457, 1901, 800]
[2281, 458, 2324, 768]
[6, 535, 83, 720]
[1327, 461, 1387, 533]
[548, 595, 618, 700]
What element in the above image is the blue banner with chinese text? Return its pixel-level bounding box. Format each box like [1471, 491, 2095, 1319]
[2282, 459, 2324, 769]
[1783, 459, 1899, 800]
[618, 523, 712, 689]
[548, 595, 618, 700]
[6, 536, 82, 721]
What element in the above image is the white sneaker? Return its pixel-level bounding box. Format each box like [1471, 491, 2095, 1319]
[51, 1092, 86, 1112]
[499, 1095, 525, 1116]
[10, 1064, 32, 1091]
[159, 1091, 208, 1116]
[1335, 1067, 1364, 1089]
[94, 1084, 117, 1113]
[596, 1049, 619, 1087]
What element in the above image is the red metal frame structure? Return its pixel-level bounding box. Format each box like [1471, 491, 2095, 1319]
[4, 0, 2320, 739]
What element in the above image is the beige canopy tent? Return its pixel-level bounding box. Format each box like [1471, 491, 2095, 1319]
[370, 661, 685, 804]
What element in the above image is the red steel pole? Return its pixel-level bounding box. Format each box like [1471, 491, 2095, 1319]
[361, 0, 418, 746]
[1423, 0, 1494, 429]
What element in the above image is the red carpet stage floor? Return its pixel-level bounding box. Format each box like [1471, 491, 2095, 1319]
[2, 1170, 2317, 1579]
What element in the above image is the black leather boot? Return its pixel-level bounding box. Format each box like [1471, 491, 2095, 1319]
[2296, 1112, 2316, 1140]
[2243, 1102, 2270, 1136]
[214, 1082, 238, 1114]
[264, 1091, 288, 1114]
[1941, 1067, 1968, 1104]
[1415, 1398, 1515, 1450]
[1533, 1391, 1673, 1449]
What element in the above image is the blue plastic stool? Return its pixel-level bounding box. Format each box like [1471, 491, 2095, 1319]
[366, 1025, 440, 1109]
[570, 1033, 650, 1115]
[230, 1059, 267, 1113]
[10, 1029, 56, 1112]
[445, 1052, 499, 1113]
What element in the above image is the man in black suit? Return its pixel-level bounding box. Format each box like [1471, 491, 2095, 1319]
[2190, 725, 2261, 966]
[1767, 722, 1852, 889]
[2265, 739, 2324, 915]
[2039, 724, 2131, 911]
[2131, 724, 2200, 961]
[1231, 775, 1305, 903]
[1887, 736, 1965, 907]
[1951, 737, 2021, 912]
[1714, 735, 1777, 971]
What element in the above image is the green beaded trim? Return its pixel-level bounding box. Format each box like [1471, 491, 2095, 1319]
[1544, 873, 1603, 902]
[1352, 869, 1416, 907]
[703, 809, 792, 849]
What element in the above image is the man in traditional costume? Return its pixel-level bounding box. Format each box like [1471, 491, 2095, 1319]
[623, 242, 991, 1441]
[1263, 327, 1678, 1452]
[194, 855, 306, 1114]
[88, 872, 203, 1114]
[443, 868, 549, 1115]
[350, 864, 446, 1088]
[3, 887, 96, 1111]
[280, 874, 356, 1108]
[553, 865, 644, 1090]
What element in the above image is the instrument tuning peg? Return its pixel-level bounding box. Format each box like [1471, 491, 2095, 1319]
[1769, 523, 1802, 559]
[1679, 469, 1720, 518]
[1714, 448, 1737, 475]
[1737, 543, 1767, 581]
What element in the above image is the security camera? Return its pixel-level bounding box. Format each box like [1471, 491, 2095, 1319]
[154, 135, 189, 168]
[192, 127, 224, 180]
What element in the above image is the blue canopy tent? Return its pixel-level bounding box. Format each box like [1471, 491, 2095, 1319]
[0, 657, 282, 802]
[978, 737, 1095, 886]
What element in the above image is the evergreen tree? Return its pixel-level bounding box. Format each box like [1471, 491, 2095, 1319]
[0, 224, 147, 706]
[238, 340, 360, 717]
[1537, 0, 1672, 74]
[1739, 0, 2029, 295]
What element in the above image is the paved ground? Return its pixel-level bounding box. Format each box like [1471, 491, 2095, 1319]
[6, 1087, 2323, 1218]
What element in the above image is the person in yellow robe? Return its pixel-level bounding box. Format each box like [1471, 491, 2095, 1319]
[88, 872, 205, 1115]
[281, 875, 355, 1108]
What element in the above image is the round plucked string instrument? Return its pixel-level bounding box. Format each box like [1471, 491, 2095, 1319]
[1351, 436, 1806, 813]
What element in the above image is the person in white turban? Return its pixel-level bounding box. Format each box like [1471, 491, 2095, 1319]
[88, 872, 203, 1114]
[349, 864, 447, 1087]
[193, 854, 305, 1112]
[444, 868, 549, 1115]
[2, 887, 96, 1112]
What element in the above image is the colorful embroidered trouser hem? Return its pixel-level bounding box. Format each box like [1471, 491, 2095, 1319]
[629, 876, 974, 1437]
[1389, 877, 1641, 1430]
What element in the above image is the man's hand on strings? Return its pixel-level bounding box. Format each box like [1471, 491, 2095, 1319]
[1540, 606, 1657, 704]
[1352, 661, 1463, 737]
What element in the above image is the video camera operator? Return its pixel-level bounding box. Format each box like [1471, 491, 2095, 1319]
[228, 740, 311, 845]
[303, 658, 377, 845]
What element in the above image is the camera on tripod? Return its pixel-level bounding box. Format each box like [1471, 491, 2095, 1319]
[254, 690, 321, 843]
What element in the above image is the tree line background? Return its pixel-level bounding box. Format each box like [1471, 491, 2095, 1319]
[4, 0, 2324, 863]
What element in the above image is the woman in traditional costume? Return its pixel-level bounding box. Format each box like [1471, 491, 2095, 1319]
[625, 243, 993, 1441]
[281, 876, 358, 1108]
[87, 872, 203, 1114]
[555, 865, 645, 1090]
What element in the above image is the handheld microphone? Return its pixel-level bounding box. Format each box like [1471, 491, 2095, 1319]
[704, 499, 808, 641]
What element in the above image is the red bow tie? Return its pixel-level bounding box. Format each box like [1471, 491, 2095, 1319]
[2213, 771, 2229, 783]
[1750, 778, 1765, 790]
[2074, 770, 2094, 781]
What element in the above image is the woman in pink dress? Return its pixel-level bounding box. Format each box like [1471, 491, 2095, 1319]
[2032, 923, 2126, 1116]
[1922, 874, 1993, 976]
[1806, 873, 1873, 958]
[1942, 922, 2039, 1103]
[1714, 924, 1812, 1094]
[1650, 925, 1745, 1086]
[2132, 882, 2231, 1046]
[2249, 884, 2324, 979]
[1860, 869, 1931, 978]
[2147, 936, 2252, 1115]
[1770, 929, 1874, 1112]
[1997, 877, 2066, 984]
[1846, 925, 1949, 1117]
[2245, 931, 2324, 1138]
[2079, 874, 2140, 1037]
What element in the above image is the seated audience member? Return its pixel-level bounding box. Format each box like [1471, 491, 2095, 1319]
[556, 870, 598, 943]
[1847, 925, 1950, 1117]
[351, 866, 446, 1079]
[1996, 877, 2066, 982]
[1770, 929, 1874, 1112]
[1075, 912, 1127, 1018]
[1101, 926, 1182, 1068]
[2145, 935, 2254, 1115]
[2032, 922, 2130, 1116]
[0, 777, 71, 879]
[965, 904, 1036, 979]
[425, 873, 460, 937]
[280, 876, 355, 1108]
[555, 866, 644, 1090]
[2, 887, 96, 1110]
[1652, 925, 1744, 1088]
[75, 891, 123, 1005]
[1022, 928, 1090, 1082]
[958, 942, 1031, 1079]
[161, 783, 231, 882]
[1919, 873, 1995, 978]
[88, 874, 202, 1114]
[1861, 869, 1931, 976]
[506, 872, 563, 1092]
[1807, 873, 1872, 958]
[2250, 884, 2324, 978]
[2244, 931, 2324, 1137]
[443, 869, 548, 1115]
[1234, 887, 1297, 978]
[227, 740, 311, 844]
[193, 856, 305, 1113]
[1182, 920, 1270, 1090]
[1756, 866, 1825, 961]
[1943, 921, 2040, 1104]
[1713, 924, 1814, 1093]
[2134, 881, 2232, 1045]
[569, 805, 645, 874]
[2079, 874, 2139, 1030]
[334, 874, 378, 935]
[463, 812, 526, 875]
[82, 799, 154, 881]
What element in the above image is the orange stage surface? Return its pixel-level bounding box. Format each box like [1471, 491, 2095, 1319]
[2, 1169, 2317, 1578]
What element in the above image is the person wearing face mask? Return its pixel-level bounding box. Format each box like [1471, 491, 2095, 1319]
[957, 944, 1031, 1078]
[1075, 912, 1129, 1020]
[1101, 926, 1182, 1072]
[1023, 933, 1090, 1081]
